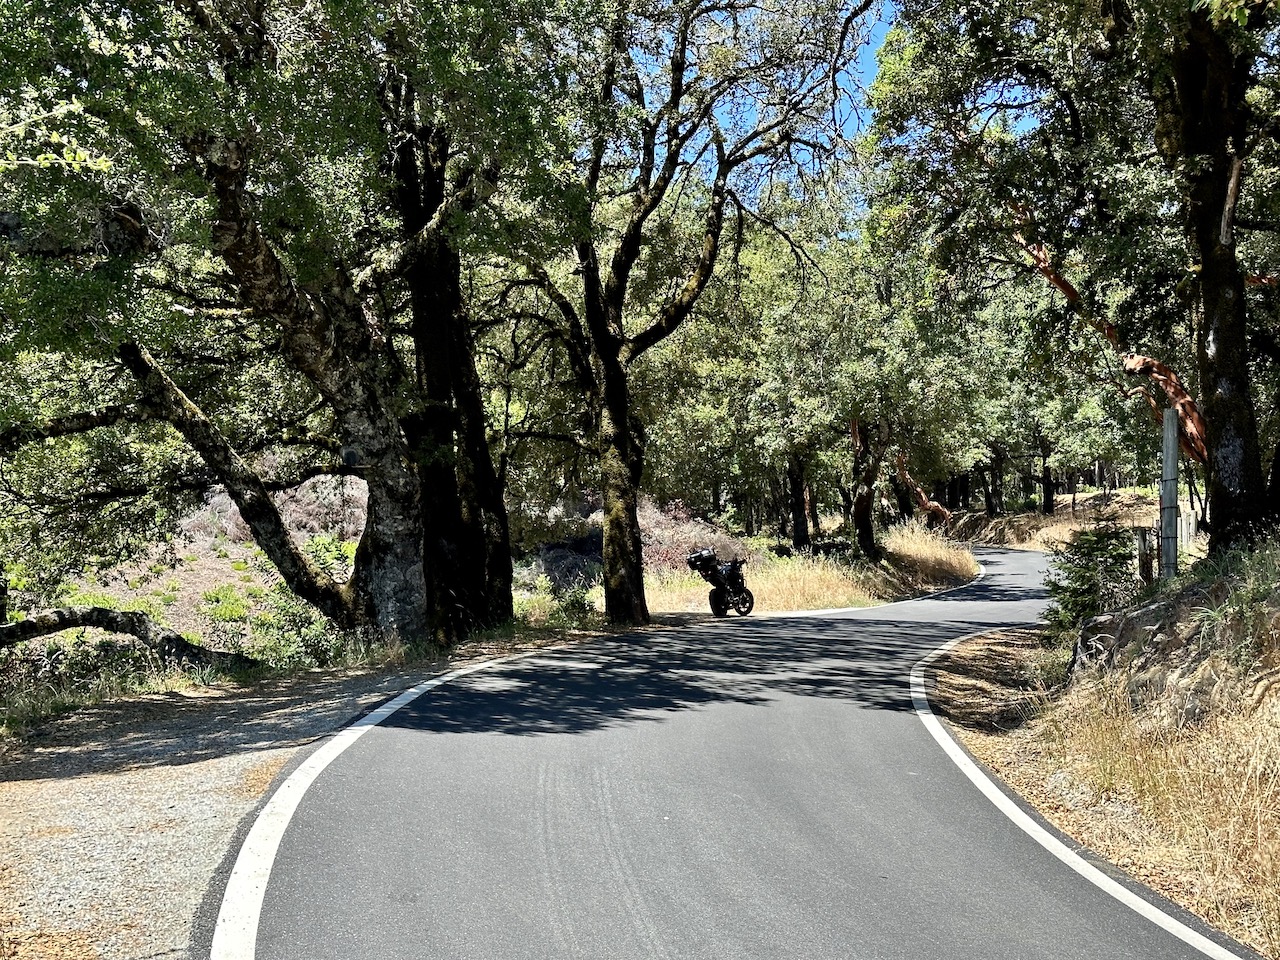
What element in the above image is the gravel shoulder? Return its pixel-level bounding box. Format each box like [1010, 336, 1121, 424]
[0, 665, 435, 960]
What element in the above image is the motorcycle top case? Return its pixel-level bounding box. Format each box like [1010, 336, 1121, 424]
[686, 548, 717, 572]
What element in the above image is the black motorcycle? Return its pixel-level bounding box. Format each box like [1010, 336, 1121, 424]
[686, 548, 755, 617]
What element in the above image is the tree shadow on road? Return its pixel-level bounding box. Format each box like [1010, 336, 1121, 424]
[382, 609, 1036, 739]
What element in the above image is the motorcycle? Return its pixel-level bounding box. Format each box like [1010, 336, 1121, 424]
[686, 548, 755, 617]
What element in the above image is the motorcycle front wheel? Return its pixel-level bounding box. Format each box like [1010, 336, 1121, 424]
[733, 588, 754, 616]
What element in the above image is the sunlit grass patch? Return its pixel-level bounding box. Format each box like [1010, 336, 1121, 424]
[883, 520, 980, 584]
[1043, 681, 1280, 958]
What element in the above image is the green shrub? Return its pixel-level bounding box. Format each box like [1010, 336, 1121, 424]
[552, 584, 595, 626]
[201, 584, 249, 622]
[248, 583, 356, 668]
[1046, 524, 1140, 631]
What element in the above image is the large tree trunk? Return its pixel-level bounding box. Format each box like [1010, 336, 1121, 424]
[989, 446, 1007, 515]
[406, 235, 488, 641]
[200, 136, 440, 650]
[851, 422, 889, 560]
[852, 482, 878, 559]
[1167, 14, 1267, 549]
[806, 479, 821, 539]
[390, 111, 513, 636]
[454, 323, 515, 627]
[599, 389, 649, 624]
[1040, 461, 1055, 516]
[787, 453, 811, 552]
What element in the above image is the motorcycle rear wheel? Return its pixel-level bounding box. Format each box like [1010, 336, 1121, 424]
[709, 588, 729, 617]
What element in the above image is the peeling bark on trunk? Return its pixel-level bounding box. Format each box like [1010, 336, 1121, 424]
[894, 452, 952, 526]
[0, 606, 259, 670]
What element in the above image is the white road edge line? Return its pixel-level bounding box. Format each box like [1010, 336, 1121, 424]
[209, 650, 548, 960]
[910, 573, 1247, 960]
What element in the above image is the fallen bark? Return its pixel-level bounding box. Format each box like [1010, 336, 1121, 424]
[0, 606, 259, 670]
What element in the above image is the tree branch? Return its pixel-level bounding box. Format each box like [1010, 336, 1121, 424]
[117, 341, 354, 622]
[0, 403, 159, 455]
[0, 605, 259, 669]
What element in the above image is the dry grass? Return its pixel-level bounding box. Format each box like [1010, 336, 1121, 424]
[944, 628, 1280, 960]
[883, 521, 980, 584]
[647, 523, 977, 615]
[646, 556, 880, 614]
[1037, 683, 1280, 957]
[952, 490, 1163, 551]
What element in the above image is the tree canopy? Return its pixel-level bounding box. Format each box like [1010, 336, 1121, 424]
[2, 0, 1277, 656]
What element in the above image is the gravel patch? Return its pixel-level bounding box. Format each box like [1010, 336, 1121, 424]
[0, 667, 436, 960]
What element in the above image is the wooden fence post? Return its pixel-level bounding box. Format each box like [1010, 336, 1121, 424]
[1134, 527, 1154, 584]
[1161, 408, 1179, 579]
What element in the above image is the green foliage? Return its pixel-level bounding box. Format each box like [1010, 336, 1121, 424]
[302, 535, 356, 581]
[200, 584, 249, 623]
[246, 582, 356, 669]
[1187, 538, 1280, 669]
[1046, 524, 1140, 630]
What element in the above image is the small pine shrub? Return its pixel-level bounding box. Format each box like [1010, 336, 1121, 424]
[1046, 524, 1140, 631]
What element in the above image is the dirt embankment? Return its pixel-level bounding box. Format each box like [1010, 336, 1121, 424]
[950, 491, 1160, 550]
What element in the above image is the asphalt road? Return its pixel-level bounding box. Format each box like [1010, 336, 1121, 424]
[228, 548, 1258, 960]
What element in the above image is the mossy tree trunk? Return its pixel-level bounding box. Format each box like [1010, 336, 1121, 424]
[599, 387, 649, 624]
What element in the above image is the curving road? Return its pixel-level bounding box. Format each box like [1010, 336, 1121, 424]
[205, 548, 1259, 960]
